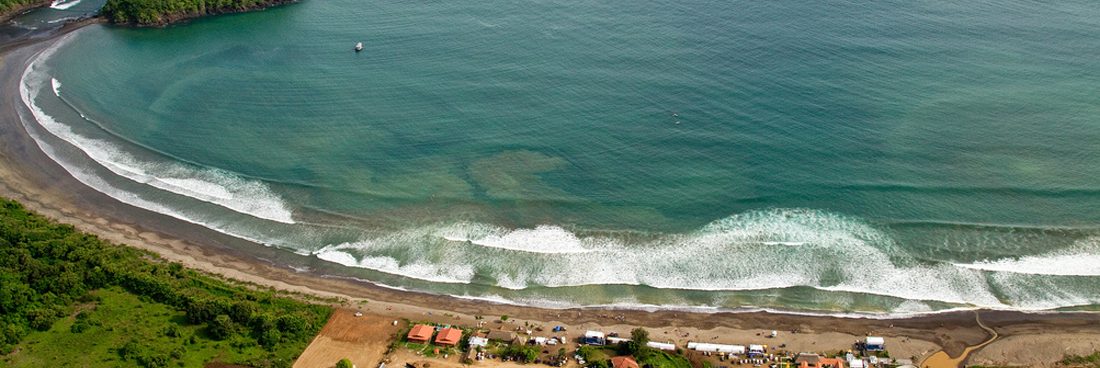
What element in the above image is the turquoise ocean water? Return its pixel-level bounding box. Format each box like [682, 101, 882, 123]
[17, 0, 1100, 315]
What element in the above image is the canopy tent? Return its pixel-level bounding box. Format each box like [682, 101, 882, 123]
[865, 336, 885, 351]
[687, 342, 746, 354]
[647, 342, 676, 351]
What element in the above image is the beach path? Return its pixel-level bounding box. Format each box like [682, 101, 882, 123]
[920, 312, 998, 368]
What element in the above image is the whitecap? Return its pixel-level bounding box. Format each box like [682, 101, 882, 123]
[49, 0, 82, 10]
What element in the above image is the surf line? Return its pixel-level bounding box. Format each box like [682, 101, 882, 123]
[919, 311, 999, 368]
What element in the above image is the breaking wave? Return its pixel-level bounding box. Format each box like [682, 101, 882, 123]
[954, 238, 1100, 276]
[21, 42, 295, 224]
[311, 209, 1100, 310]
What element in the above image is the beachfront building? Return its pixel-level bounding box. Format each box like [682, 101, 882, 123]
[584, 331, 607, 345]
[864, 337, 885, 351]
[408, 325, 434, 344]
[748, 344, 766, 357]
[795, 354, 846, 368]
[611, 356, 639, 368]
[435, 327, 463, 346]
[687, 342, 746, 354]
[487, 330, 517, 343]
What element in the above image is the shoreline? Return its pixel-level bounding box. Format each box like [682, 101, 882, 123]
[4, 22, 1100, 367]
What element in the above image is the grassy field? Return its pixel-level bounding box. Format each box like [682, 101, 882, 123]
[1061, 352, 1100, 368]
[636, 350, 693, 368]
[5, 287, 315, 367]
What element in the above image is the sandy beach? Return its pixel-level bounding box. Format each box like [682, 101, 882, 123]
[3, 22, 1100, 368]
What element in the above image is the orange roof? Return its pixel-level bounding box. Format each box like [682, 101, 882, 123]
[435, 327, 463, 346]
[611, 356, 639, 368]
[408, 325, 434, 342]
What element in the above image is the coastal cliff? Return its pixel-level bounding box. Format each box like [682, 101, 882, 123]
[100, 0, 297, 26]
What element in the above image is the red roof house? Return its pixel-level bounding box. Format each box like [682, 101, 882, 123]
[408, 324, 434, 343]
[611, 356, 639, 368]
[435, 327, 463, 346]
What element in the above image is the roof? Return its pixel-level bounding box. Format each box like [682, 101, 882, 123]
[865, 336, 885, 345]
[611, 356, 639, 368]
[487, 330, 516, 341]
[749, 344, 765, 351]
[408, 325, 434, 342]
[585, 331, 605, 338]
[435, 327, 463, 345]
[468, 337, 489, 347]
[796, 354, 823, 364]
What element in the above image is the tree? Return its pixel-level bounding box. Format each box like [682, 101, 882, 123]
[503, 344, 540, 363]
[259, 328, 281, 350]
[276, 314, 307, 338]
[620, 327, 650, 356]
[630, 328, 649, 346]
[336, 358, 354, 368]
[208, 314, 235, 340]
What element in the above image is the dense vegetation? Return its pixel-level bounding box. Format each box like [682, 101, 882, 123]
[0, 199, 332, 367]
[100, 0, 295, 26]
[1061, 352, 1100, 367]
[0, 0, 48, 18]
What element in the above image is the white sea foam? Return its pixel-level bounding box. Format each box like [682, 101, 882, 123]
[50, 77, 60, 96]
[954, 253, 1100, 276]
[313, 242, 476, 284]
[49, 0, 82, 10]
[24, 75, 294, 223]
[441, 223, 595, 254]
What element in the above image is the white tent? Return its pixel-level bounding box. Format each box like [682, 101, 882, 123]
[748, 345, 765, 356]
[687, 342, 746, 354]
[865, 336, 885, 351]
[468, 337, 489, 348]
[647, 342, 676, 351]
[849, 358, 866, 368]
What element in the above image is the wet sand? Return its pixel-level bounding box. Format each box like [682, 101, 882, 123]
[3, 22, 1100, 368]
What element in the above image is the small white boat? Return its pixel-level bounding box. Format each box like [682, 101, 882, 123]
[355, 42, 364, 52]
